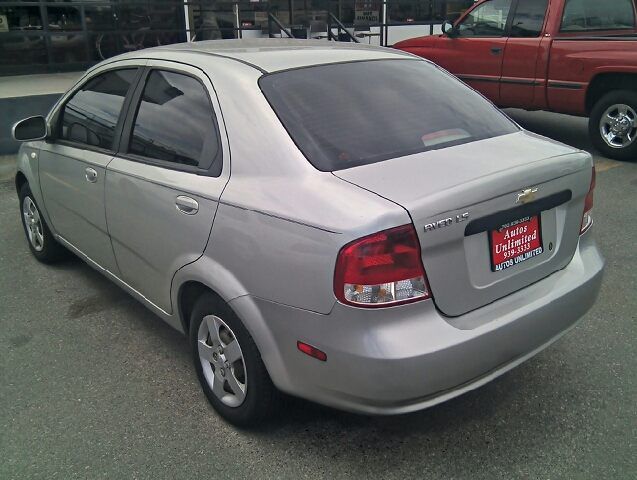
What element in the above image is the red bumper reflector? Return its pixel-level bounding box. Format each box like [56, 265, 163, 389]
[297, 342, 327, 361]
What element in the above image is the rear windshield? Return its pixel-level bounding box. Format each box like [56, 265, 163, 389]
[259, 59, 518, 171]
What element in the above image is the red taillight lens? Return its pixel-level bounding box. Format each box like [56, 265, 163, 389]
[580, 166, 596, 235]
[334, 224, 431, 307]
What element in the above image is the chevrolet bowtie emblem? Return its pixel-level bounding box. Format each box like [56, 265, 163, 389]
[517, 188, 538, 204]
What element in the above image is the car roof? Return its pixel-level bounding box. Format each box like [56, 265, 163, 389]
[133, 39, 416, 74]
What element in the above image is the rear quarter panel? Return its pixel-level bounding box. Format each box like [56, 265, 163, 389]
[547, 38, 637, 115]
[174, 54, 411, 315]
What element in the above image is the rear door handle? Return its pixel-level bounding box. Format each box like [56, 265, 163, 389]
[491, 47, 502, 55]
[175, 195, 199, 215]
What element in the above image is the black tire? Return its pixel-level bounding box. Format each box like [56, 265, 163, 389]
[19, 184, 67, 263]
[189, 292, 282, 427]
[589, 90, 637, 162]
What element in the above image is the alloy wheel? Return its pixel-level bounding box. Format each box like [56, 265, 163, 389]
[599, 103, 637, 149]
[22, 196, 44, 252]
[197, 314, 247, 407]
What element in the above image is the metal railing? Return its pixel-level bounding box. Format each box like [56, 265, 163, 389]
[0, 0, 473, 75]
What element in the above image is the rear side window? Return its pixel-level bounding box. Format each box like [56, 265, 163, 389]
[260, 59, 518, 172]
[510, 0, 549, 37]
[560, 0, 635, 32]
[128, 70, 221, 175]
[60, 68, 137, 150]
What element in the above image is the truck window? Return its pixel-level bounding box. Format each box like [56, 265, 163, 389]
[560, 0, 635, 32]
[456, 0, 513, 37]
[510, 0, 549, 37]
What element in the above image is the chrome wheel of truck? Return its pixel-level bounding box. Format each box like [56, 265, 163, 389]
[590, 90, 637, 162]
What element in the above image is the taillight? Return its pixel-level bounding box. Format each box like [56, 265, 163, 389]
[334, 224, 431, 308]
[580, 166, 595, 235]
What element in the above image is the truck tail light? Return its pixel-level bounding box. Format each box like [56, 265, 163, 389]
[580, 166, 595, 235]
[334, 224, 431, 308]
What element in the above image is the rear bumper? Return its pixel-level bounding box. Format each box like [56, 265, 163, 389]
[229, 233, 604, 415]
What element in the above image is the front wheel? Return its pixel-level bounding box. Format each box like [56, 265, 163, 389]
[190, 292, 282, 427]
[589, 90, 637, 162]
[19, 184, 67, 263]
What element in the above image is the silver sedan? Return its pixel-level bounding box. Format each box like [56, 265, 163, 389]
[13, 39, 604, 426]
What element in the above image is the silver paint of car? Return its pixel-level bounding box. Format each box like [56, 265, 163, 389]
[228, 231, 603, 413]
[39, 144, 122, 276]
[14, 40, 605, 415]
[164, 38, 415, 73]
[174, 51, 412, 314]
[104, 60, 231, 313]
[333, 131, 593, 316]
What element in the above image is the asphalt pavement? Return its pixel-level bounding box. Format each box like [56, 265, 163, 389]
[1, 111, 636, 479]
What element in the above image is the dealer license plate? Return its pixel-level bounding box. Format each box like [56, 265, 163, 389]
[490, 216, 543, 272]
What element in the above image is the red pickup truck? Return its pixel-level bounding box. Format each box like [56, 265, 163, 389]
[394, 0, 637, 161]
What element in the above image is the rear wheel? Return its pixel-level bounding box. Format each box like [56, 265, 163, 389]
[19, 184, 67, 263]
[189, 292, 282, 426]
[589, 90, 637, 162]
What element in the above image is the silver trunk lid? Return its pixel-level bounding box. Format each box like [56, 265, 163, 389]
[333, 131, 593, 317]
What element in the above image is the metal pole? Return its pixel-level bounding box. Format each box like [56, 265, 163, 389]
[184, 0, 192, 41]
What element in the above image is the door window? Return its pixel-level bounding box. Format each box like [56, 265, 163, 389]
[510, 0, 549, 37]
[60, 68, 138, 150]
[456, 0, 513, 37]
[128, 70, 221, 175]
[560, 0, 635, 31]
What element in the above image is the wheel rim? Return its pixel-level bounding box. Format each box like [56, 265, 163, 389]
[197, 315, 247, 407]
[22, 196, 44, 252]
[599, 103, 637, 149]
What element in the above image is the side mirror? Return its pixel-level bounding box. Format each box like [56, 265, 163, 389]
[442, 20, 455, 37]
[12, 116, 47, 142]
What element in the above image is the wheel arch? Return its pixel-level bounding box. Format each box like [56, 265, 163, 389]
[586, 73, 637, 114]
[175, 275, 292, 392]
[15, 171, 28, 197]
[178, 280, 214, 335]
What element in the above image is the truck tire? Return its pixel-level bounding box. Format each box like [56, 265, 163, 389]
[589, 90, 637, 162]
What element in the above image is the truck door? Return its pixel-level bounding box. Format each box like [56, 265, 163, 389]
[432, 0, 513, 103]
[500, 0, 550, 107]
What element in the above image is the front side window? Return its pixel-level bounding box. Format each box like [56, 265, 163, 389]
[456, 0, 513, 37]
[60, 68, 137, 150]
[510, 0, 549, 37]
[260, 59, 518, 172]
[560, 0, 635, 32]
[128, 70, 221, 174]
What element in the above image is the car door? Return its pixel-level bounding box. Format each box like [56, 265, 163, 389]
[500, 0, 550, 107]
[38, 63, 143, 275]
[104, 62, 229, 314]
[432, 0, 514, 103]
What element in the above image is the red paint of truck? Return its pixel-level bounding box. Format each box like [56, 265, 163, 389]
[394, 0, 637, 161]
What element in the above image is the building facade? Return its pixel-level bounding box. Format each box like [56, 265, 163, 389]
[0, 0, 473, 76]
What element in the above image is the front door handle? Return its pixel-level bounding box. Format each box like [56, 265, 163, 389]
[491, 47, 502, 55]
[85, 167, 98, 183]
[175, 195, 199, 215]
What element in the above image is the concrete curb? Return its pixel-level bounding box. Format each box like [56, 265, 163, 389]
[0, 72, 84, 100]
